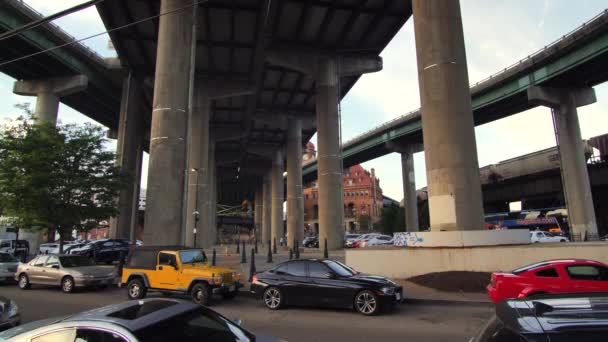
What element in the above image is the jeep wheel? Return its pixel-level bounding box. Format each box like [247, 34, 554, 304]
[191, 283, 210, 306]
[127, 278, 147, 300]
[222, 291, 238, 300]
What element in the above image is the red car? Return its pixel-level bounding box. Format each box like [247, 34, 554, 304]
[487, 259, 608, 304]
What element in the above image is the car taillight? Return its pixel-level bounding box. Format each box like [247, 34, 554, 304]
[252, 275, 258, 283]
[490, 274, 497, 288]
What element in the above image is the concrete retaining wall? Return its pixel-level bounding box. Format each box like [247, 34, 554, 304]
[346, 243, 608, 279]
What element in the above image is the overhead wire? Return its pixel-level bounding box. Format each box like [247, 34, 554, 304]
[0, 0, 209, 68]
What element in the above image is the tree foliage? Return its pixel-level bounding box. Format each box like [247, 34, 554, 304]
[0, 105, 130, 251]
[378, 203, 405, 235]
[356, 214, 372, 231]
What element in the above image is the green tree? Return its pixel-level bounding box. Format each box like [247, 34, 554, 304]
[378, 203, 405, 235]
[0, 106, 130, 253]
[357, 214, 371, 232]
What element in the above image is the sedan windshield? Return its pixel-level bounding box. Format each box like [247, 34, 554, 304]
[0, 253, 17, 262]
[323, 260, 357, 277]
[59, 255, 94, 267]
[179, 250, 208, 264]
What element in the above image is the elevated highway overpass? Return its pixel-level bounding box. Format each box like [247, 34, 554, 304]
[303, 9, 608, 182]
[1, 1, 604, 249]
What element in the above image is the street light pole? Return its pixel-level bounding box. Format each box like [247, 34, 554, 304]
[192, 168, 200, 248]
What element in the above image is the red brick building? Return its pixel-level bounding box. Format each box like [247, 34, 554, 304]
[303, 143, 383, 233]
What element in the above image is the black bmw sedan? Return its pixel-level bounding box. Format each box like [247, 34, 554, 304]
[250, 259, 403, 315]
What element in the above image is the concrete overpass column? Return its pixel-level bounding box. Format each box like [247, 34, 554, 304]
[207, 133, 218, 246]
[271, 150, 285, 246]
[254, 188, 263, 241]
[143, 0, 193, 245]
[316, 57, 344, 250]
[528, 86, 598, 238]
[412, 0, 485, 231]
[185, 91, 210, 247]
[265, 49, 382, 249]
[262, 174, 271, 244]
[401, 150, 419, 232]
[110, 74, 144, 241]
[286, 119, 304, 249]
[13, 75, 88, 125]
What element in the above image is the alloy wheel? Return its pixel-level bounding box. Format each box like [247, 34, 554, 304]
[129, 284, 141, 298]
[264, 288, 281, 309]
[19, 274, 29, 289]
[356, 291, 377, 315]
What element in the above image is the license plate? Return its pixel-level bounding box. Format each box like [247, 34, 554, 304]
[396, 292, 401, 301]
[229, 285, 236, 292]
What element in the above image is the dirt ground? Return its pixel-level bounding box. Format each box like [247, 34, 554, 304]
[407, 271, 491, 293]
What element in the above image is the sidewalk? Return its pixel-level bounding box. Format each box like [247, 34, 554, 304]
[397, 279, 491, 306]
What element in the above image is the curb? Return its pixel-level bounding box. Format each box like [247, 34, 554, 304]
[404, 298, 493, 307]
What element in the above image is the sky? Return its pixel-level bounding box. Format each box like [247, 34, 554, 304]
[0, 0, 607, 202]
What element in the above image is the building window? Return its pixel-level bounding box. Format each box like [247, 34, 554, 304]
[348, 180, 352, 186]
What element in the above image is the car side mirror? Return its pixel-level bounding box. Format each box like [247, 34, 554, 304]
[325, 272, 336, 279]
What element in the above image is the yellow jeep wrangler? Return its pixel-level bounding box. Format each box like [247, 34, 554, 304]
[121, 246, 241, 305]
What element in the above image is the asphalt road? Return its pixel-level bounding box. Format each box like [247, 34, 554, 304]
[0, 283, 493, 341]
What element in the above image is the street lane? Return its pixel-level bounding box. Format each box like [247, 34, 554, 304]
[0, 283, 492, 341]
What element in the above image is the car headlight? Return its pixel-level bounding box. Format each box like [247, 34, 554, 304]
[381, 287, 395, 295]
[8, 302, 19, 318]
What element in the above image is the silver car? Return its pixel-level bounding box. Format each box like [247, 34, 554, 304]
[15, 254, 115, 293]
[0, 253, 19, 283]
[0, 298, 279, 341]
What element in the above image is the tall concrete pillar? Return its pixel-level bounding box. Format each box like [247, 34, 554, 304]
[110, 74, 144, 241]
[262, 174, 271, 244]
[286, 119, 304, 248]
[401, 151, 419, 232]
[207, 133, 217, 246]
[185, 91, 210, 247]
[528, 86, 598, 237]
[143, 0, 193, 245]
[265, 49, 381, 248]
[13, 75, 88, 125]
[316, 58, 344, 249]
[412, 0, 485, 231]
[254, 188, 263, 241]
[271, 150, 284, 245]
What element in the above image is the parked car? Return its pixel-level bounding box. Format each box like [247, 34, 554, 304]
[47, 242, 84, 255]
[471, 293, 608, 341]
[530, 230, 569, 243]
[344, 234, 361, 248]
[121, 246, 241, 305]
[302, 236, 318, 248]
[486, 259, 608, 303]
[364, 235, 393, 247]
[352, 233, 383, 248]
[0, 296, 20, 332]
[38, 243, 59, 254]
[70, 239, 130, 264]
[251, 259, 403, 315]
[0, 253, 19, 283]
[16, 254, 115, 293]
[0, 240, 29, 259]
[0, 298, 280, 341]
